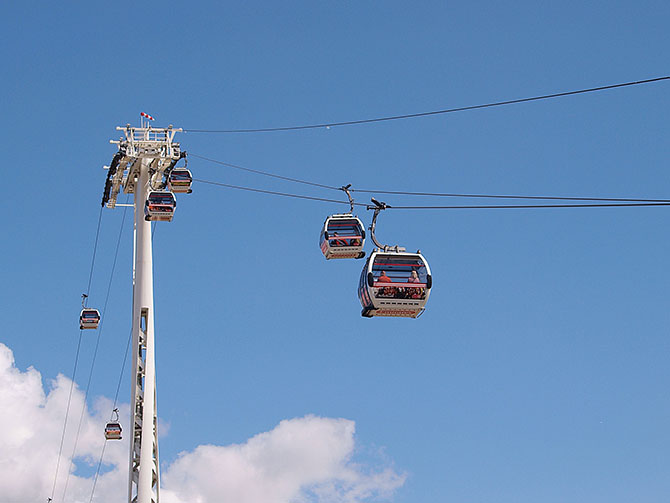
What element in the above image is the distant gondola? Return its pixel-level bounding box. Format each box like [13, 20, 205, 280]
[145, 191, 176, 222]
[104, 422, 122, 440]
[168, 168, 193, 194]
[319, 214, 366, 259]
[79, 308, 100, 329]
[105, 409, 122, 440]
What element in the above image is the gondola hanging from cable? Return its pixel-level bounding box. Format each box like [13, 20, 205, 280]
[79, 294, 100, 329]
[168, 167, 193, 194]
[104, 408, 122, 440]
[319, 185, 366, 260]
[358, 199, 432, 318]
[145, 190, 177, 221]
[79, 308, 101, 329]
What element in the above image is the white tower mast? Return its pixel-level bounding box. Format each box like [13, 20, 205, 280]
[102, 123, 184, 503]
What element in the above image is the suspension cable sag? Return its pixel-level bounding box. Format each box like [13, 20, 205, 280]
[192, 152, 670, 204]
[183, 76, 670, 133]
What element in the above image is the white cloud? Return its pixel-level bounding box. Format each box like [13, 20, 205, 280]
[161, 416, 405, 503]
[0, 342, 128, 503]
[0, 343, 405, 503]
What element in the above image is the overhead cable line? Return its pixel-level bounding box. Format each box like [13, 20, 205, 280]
[384, 202, 670, 210]
[190, 153, 339, 190]
[49, 332, 84, 503]
[184, 76, 670, 133]
[352, 188, 670, 203]
[192, 153, 670, 203]
[89, 203, 133, 502]
[194, 178, 359, 205]
[63, 202, 129, 503]
[193, 178, 670, 210]
[49, 206, 105, 503]
[86, 207, 104, 298]
[88, 329, 132, 503]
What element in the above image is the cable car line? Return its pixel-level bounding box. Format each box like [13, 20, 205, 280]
[85, 207, 104, 299]
[190, 153, 339, 191]
[194, 178, 362, 205]
[88, 204, 140, 503]
[62, 202, 130, 503]
[49, 208, 106, 502]
[194, 177, 670, 211]
[49, 330, 84, 503]
[192, 152, 670, 204]
[383, 202, 670, 210]
[88, 329, 132, 503]
[351, 188, 670, 204]
[183, 76, 670, 133]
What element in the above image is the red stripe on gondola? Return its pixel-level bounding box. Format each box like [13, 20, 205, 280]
[373, 262, 424, 267]
[373, 282, 426, 287]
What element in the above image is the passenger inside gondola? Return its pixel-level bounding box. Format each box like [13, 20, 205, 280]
[148, 193, 175, 208]
[372, 258, 428, 300]
[331, 232, 349, 247]
[170, 170, 191, 182]
[327, 219, 363, 247]
[82, 311, 99, 321]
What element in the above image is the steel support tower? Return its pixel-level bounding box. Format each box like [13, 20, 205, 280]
[102, 124, 184, 503]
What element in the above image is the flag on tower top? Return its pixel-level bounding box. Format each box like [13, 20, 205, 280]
[140, 112, 155, 121]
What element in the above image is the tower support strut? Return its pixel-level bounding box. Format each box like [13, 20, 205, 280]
[129, 159, 160, 503]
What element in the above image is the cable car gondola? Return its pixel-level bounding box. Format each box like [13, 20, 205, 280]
[168, 168, 193, 194]
[105, 409, 122, 440]
[358, 249, 432, 318]
[79, 308, 100, 329]
[357, 198, 432, 318]
[319, 185, 366, 260]
[104, 422, 122, 440]
[320, 214, 366, 259]
[145, 191, 176, 222]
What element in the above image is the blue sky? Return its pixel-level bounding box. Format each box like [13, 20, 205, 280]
[2, 2, 669, 502]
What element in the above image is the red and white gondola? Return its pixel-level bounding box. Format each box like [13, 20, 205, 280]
[168, 168, 193, 194]
[104, 422, 122, 440]
[319, 214, 366, 260]
[79, 308, 101, 329]
[145, 191, 176, 222]
[105, 409, 122, 440]
[358, 249, 432, 318]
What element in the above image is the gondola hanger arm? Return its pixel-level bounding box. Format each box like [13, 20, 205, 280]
[340, 184, 355, 213]
[366, 199, 405, 252]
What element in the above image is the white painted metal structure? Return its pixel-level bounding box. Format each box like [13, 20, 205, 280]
[103, 124, 183, 503]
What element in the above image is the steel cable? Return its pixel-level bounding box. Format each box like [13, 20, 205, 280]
[49, 206, 105, 502]
[184, 76, 670, 133]
[192, 153, 670, 204]
[60, 200, 129, 502]
[194, 178, 670, 210]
